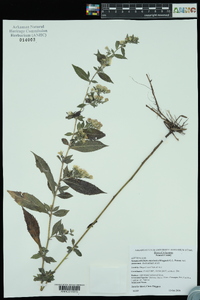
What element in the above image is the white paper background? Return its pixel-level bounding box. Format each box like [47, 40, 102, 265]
[3, 19, 197, 297]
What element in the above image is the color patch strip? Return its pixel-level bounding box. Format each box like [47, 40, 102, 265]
[86, 4, 100, 16]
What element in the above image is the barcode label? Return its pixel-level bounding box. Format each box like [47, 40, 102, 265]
[56, 284, 85, 293]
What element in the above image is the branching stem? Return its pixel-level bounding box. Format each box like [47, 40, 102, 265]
[41, 45, 125, 271]
[40, 62, 105, 282]
[53, 134, 171, 274]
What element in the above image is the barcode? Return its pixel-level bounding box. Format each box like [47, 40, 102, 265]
[58, 284, 81, 292]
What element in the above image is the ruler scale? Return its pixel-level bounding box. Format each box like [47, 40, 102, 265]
[101, 3, 197, 19]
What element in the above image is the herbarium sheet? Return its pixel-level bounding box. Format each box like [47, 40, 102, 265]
[3, 19, 198, 297]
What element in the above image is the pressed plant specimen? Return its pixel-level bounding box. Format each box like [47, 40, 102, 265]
[7, 34, 188, 292]
[7, 34, 140, 291]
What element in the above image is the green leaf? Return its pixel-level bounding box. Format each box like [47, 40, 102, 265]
[62, 138, 69, 145]
[77, 122, 84, 130]
[66, 111, 81, 120]
[52, 220, 62, 236]
[52, 206, 59, 212]
[67, 246, 73, 253]
[53, 209, 69, 217]
[39, 267, 45, 274]
[43, 256, 56, 264]
[72, 64, 90, 81]
[58, 185, 69, 193]
[62, 155, 73, 164]
[63, 178, 105, 195]
[70, 229, 74, 236]
[115, 40, 120, 49]
[31, 249, 56, 263]
[34, 268, 55, 283]
[95, 50, 106, 64]
[31, 252, 42, 259]
[57, 192, 73, 199]
[43, 203, 51, 212]
[114, 53, 127, 59]
[98, 72, 113, 83]
[7, 190, 48, 214]
[121, 47, 125, 57]
[57, 155, 62, 161]
[77, 103, 86, 109]
[55, 235, 67, 243]
[32, 152, 56, 194]
[97, 72, 113, 83]
[77, 115, 84, 121]
[65, 132, 73, 136]
[83, 128, 105, 140]
[63, 165, 72, 178]
[58, 223, 64, 235]
[74, 248, 82, 257]
[71, 140, 107, 152]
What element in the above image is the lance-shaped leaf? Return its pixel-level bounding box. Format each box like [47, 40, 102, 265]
[121, 47, 125, 57]
[32, 152, 56, 193]
[72, 64, 90, 81]
[43, 256, 56, 264]
[56, 235, 67, 243]
[63, 178, 105, 195]
[22, 208, 41, 247]
[98, 72, 113, 83]
[61, 138, 69, 145]
[115, 40, 120, 50]
[7, 190, 48, 213]
[53, 209, 69, 217]
[57, 192, 73, 199]
[58, 185, 69, 193]
[52, 220, 63, 236]
[83, 128, 105, 140]
[71, 140, 107, 152]
[114, 53, 127, 59]
[62, 155, 73, 164]
[31, 252, 42, 259]
[74, 248, 82, 257]
[77, 103, 86, 109]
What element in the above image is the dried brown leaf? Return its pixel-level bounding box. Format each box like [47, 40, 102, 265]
[22, 208, 41, 248]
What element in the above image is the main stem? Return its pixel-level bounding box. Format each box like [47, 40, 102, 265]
[41, 48, 123, 259]
[53, 134, 171, 274]
[40, 66, 104, 282]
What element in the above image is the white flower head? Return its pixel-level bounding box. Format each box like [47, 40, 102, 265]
[72, 165, 93, 179]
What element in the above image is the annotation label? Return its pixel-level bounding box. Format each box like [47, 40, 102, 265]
[130, 246, 196, 295]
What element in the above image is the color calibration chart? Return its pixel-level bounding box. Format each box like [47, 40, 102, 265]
[86, 4, 100, 16]
[86, 3, 197, 19]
